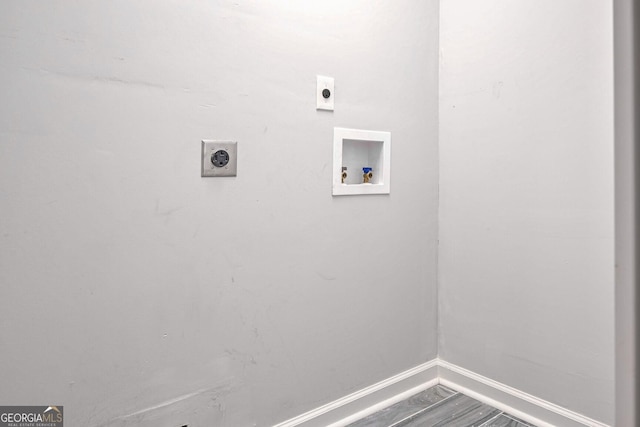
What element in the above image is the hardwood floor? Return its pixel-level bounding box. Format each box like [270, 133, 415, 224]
[346, 385, 535, 427]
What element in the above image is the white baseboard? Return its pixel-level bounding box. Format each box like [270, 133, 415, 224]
[437, 360, 609, 427]
[272, 359, 439, 427]
[273, 358, 610, 427]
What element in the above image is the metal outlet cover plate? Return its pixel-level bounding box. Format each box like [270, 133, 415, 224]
[201, 140, 237, 177]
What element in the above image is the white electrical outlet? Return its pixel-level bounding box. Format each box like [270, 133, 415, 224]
[201, 140, 237, 177]
[317, 75, 334, 111]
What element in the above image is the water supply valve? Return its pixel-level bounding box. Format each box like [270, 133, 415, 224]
[362, 167, 373, 183]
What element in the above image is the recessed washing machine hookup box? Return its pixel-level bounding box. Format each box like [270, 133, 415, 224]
[332, 127, 391, 196]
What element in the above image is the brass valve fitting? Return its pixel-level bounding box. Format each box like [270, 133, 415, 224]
[362, 167, 373, 183]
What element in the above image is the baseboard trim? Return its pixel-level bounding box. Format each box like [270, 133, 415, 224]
[437, 360, 609, 427]
[272, 359, 439, 427]
[274, 359, 610, 427]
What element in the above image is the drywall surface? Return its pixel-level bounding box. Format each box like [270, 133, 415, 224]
[0, 1, 439, 426]
[439, 0, 614, 424]
[614, 0, 640, 424]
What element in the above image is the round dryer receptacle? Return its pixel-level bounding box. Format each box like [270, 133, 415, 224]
[211, 150, 230, 167]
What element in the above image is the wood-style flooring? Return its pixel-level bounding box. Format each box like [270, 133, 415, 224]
[346, 385, 535, 427]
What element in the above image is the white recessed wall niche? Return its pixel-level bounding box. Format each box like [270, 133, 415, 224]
[332, 127, 391, 196]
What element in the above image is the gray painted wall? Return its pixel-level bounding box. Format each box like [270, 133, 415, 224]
[614, 0, 640, 425]
[0, 1, 439, 426]
[438, 0, 615, 424]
